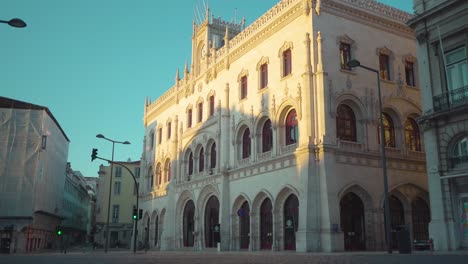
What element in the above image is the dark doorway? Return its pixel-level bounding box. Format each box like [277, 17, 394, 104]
[205, 196, 220, 248]
[340, 192, 366, 251]
[154, 215, 159, 246]
[388, 195, 405, 250]
[238, 201, 250, 249]
[183, 200, 195, 247]
[284, 194, 299, 250]
[260, 198, 273, 250]
[412, 198, 430, 241]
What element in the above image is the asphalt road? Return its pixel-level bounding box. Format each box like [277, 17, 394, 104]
[1, 251, 467, 264]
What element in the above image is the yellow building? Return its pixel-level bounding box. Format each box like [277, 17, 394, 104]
[95, 160, 140, 248]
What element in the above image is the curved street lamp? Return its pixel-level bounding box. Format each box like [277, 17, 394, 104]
[347, 59, 392, 254]
[96, 134, 130, 253]
[0, 18, 27, 28]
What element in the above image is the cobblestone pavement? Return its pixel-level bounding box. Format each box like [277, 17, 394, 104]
[2, 250, 467, 264]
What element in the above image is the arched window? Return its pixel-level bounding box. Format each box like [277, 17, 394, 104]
[156, 164, 161, 185]
[199, 148, 205, 173]
[210, 143, 216, 169]
[262, 119, 273, 152]
[242, 128, 251, 159]
[378, 113, 395, 148]
[285, 109, 298, 145]
[188, 152, 194, 176]
[404, 118, 421, 151]
[336, 104, 357, 142]
[209, 95, 215, 117]
[451, 136, 468, 168]
[165, 160, 171, 182]
[187, 109, 193, 128]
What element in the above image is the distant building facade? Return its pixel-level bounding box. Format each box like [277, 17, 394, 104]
[408, 0, 468, 250]
[139, 0, 429, 252]
[0, 96, 70, 253]
[61, 164, 91, 246]
[95, 161, 140, 248]
[84, 176, 98, 243]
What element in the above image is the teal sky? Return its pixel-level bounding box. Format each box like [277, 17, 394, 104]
[2, 0, 413, 177]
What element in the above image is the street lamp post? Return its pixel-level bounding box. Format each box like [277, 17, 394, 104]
[0, 18, 27, 28]
[96, 134, 130, 253]
[347, 59, 392, 254]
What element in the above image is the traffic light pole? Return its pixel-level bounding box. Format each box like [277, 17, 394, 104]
[91, 153, 139, 254]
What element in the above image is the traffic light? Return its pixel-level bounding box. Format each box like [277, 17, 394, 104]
[132, 208, 138, 220]
[56, 226, 62, 236]
[139, 209, 143, 220]
[91, 148, 98, 161]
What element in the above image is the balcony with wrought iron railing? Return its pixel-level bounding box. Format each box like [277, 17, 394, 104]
[433, 85, 468, 112]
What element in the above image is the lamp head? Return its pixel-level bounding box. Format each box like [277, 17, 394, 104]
[8, 18, 27, 28]
[123, 141, 131, 145]
[96, 134, 105, 139]
[347, 59, 361, 68]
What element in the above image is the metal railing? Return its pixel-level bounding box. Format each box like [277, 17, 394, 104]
[433, 85, 468, 112]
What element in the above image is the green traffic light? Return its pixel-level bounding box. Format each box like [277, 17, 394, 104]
[57, 230, 62, 235]
[133, 215, 137, 220]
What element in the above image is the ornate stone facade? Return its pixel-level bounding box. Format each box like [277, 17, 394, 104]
[139, 0, 428, 252]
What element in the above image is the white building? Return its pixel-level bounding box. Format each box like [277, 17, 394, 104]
[0, 96, 70, 253]
[139, 0, 428, 252]
[408, 0, 468, 250]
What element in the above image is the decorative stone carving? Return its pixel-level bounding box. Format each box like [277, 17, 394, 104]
[315, 0, 321, 15]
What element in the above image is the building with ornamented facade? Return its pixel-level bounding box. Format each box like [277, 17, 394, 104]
[138, 0, 429, 252]
[408, 0, 468, 250]
[95, 160, 140, 248]
[0, 96, 70, 253]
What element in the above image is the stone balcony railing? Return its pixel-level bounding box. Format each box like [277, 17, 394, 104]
[339, 140, 364, 151]
[257, 151, 272, 161]
[238, 157, 251, 167]
[281, 144, 297, 154]
[433, 85, 468, 112]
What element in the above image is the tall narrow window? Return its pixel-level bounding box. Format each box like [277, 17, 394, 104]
[112, 205, 119, 223]
[340, 43, 351, 70]
[158, 128, 162, 144]
[378, 113, 395, 148]
[115, 166, 122, 177]
[150, 132, 154, 150]
[262, 119, 273, 152]
[241, 76, 248, 100]
[198, 102, 203, 123]
[283, 49, 292, 77]
[210, 143, 216, 169]
[336, 105, 357, 142]
[188, 109, 193, 128]
[114, 181, 121, 195]
[148, 167, 153, 190]
[379, 54, 390, 80]
[242, 128, 251, 159]
[209, 95, 215, 117]
[165, 160, 171, 182]
[167, 122, 171, 139]
[285, 109, 298, 145]
[260, 63, 268, 89]
[404, 118, 421, 151]
[405, 61, 415, 86]
[156, 164, 161, 185]
[188, 152, 194, 176]
[199, 148, 205, 172]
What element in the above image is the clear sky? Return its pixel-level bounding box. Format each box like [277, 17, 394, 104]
[2, 0, 413, 177]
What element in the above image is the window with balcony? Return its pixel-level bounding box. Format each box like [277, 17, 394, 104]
[378, 113, 395, 148]
[112, 205, 119, 223]
[446, 47, 468, 91]
[404, 118, 421, 151]
[285, 109, 298, 145]
[336, 104, 357, 142]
